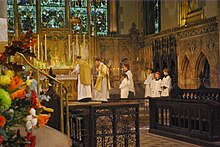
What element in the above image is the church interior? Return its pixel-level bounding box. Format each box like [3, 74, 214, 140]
[0, 0, 220, 147]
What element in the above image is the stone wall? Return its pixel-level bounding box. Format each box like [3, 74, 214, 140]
[97, 17, 219, 89]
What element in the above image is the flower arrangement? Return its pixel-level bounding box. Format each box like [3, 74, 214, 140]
[0, 31, 53, 147]
[0, 69, 53, 147]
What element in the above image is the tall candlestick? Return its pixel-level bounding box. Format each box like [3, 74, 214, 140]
[41, 42, 43, 62]
[68, 35, 71, 61]
[76, 35, 79, 56]
[83, 34, 85, 56]
[33, 44, 35, 54]
[30, 46, 32, 61]
[37, 34, 40, 60]
[45, 34, 47, 61]
[72, 42, 75, 62]
[33, 45, 35, 63]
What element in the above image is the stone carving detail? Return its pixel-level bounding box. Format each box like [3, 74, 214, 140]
[207, 39, 216, 51]
[129, 23, 139, 43]
[177, 23, 217, 39]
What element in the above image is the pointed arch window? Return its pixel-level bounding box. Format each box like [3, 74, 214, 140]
[7, 0, 14, 33]
[69, 0, 108, 35]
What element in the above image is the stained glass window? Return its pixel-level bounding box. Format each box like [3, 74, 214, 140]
[70, 0, 108, 35]
[17, 0, 37, 33]
[70, 0, 87, 34]
[41, 0, 65, 28]
[154, 0, 160, 33]
[91, 0, 108, 35]
[7, 0, 108, 34]
[7, 0, 14, 33]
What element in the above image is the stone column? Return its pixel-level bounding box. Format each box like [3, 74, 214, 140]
[0, 0, 7, 52]
[218, 1, 220, 87]
[0, 0, 7, 18]
[109, 0, 117, 33]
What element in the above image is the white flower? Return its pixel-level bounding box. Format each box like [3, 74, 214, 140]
[29, 108, 36, 116]
[26, 108, 38, 130]
[8, 109, 14, 113]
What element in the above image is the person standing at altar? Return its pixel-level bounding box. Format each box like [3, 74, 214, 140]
[122, 64, 135, 98]
[93, 58, 110, 102]
[161, 68, 172, 97]
[72, 56, 92, 102]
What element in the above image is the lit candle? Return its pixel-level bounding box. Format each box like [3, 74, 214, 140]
[30, 46, 32, 61]
[37, 34, 40, 60]
[68, 35, 71, 61]
[41, 42, 43, 62]
[45, 34, 47, 61]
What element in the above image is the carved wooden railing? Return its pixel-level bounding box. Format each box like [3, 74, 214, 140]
[16, 52, 70, 137]
[69, 102, 140, 147]
[149, 86, 220, 143]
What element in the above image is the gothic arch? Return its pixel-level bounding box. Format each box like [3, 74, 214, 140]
[195, 52, 210, 77]
[181, 55, 190, 88]
[195, 52, 210, 87]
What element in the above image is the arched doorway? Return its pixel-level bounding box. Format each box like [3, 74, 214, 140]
[195, 53, 210, 87]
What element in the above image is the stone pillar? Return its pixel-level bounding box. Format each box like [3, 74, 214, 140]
[0, 0, 8, 52]
[0, 0, 7, 18]
[218, 1, 220, 87]
[109, 0, 117, 33]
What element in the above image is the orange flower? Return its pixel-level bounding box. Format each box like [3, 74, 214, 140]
[10, 86, 26, 100]
[37, 114, 50, 127]
[0, 115, 6, 127]
[9, 76, 23, 90]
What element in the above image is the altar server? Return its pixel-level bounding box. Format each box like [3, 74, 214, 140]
[119, 74, 130, 98]
[151, 72, 162, 98]
[161, 68, 172, 97]
[144, 68, 154, 98]
[122, 64, 135, 98]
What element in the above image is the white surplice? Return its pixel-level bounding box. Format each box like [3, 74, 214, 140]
[151, 79, 162, 98]
[144, 73, 153, 98]
[161, 75, 172, 97]
[125, 70, 135, 94]
[119, 78, 130, 98]
[73, 64, 92, 101]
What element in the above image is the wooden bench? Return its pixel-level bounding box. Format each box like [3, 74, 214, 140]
[149, 86, 220, 146]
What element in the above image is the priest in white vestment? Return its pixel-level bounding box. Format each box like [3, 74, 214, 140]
[72, 56, 92, 102]
[93, 58, 110, 102]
